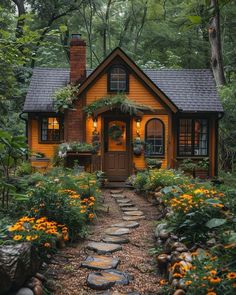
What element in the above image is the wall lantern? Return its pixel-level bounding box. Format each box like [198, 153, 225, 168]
[135, 117, 142, 137]
[93, 118, 98, 129]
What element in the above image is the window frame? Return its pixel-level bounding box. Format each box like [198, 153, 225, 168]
[107, 65, 129, 93]
[177, 118, 209, 157]
[145, 118, 165, 157]
[38, 115, 64, 144]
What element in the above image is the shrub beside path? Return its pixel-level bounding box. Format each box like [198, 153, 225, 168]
[46, 189, 161, 294]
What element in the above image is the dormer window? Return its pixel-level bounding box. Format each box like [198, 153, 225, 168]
[108, 66, 128, 92]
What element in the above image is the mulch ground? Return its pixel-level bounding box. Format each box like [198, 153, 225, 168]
[45, 189, 162, 294]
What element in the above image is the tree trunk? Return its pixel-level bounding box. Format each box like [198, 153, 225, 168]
[208, 0, 226, 86]
[12, 0, 26, 38]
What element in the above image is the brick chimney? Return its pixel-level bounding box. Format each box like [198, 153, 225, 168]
[70, 33, 86, 84]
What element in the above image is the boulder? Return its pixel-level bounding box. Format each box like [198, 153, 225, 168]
[0, 243, 41, 295]
[15, 287, 34, 295]
[155, 223, 168, 239]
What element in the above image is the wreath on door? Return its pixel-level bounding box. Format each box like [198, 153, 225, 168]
[109, 125, 123, 141]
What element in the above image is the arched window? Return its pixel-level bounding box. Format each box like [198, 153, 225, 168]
[145, 119, 164, 156]
[108, 66, 128, 92]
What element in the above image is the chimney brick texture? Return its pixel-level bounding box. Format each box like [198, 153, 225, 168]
[65, 36, 86, 142]
[70, 38, 86, 84]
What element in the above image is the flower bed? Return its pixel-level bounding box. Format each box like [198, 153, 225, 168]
[6, 169, 101, 255]
[131, 169, 236, 295]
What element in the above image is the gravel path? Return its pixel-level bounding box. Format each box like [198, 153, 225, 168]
[45, 189, 161, 294]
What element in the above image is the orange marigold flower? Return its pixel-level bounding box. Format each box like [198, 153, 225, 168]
[185, 280, 192, 286]
[206, 292, 217, 295]
[227, 272, 236, 279]
[209, 277, 221, 284]
[209, 270, 217, 276]
[89, 213, 95, 219]
[44, 242, 51, 247]
[159, 279, 167, 285]
[173, 273, 183, 278]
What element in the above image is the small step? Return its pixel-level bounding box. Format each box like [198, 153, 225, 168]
[123, 211, 144, 216]
[105, 227, 130, 236]
[111, 221, 139, 228]
[123, 215, 145, 221]
[87, 242, 122, 254]
[102, 235, 129, 244]
[121, 207, 138, 211]
[110, 190, 124, 194]
[119, 203, 134, 207]
[116, 199, 131, 204]
[111, 194, 126, 199]
[87, 269, 130, 290]
[81, 255, 119, 270]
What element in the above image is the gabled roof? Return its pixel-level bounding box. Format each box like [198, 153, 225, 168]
[23, 49, 223, 113]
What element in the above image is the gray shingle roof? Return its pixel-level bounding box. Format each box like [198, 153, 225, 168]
[23, 67, 223, 113]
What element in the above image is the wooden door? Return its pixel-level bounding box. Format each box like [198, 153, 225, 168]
[104, 117, 131, 181]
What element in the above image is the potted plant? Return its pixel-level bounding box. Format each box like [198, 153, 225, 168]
[133, 137, 145, 156]
[145, 158, 162, 169]
[196, 158, 209, 179]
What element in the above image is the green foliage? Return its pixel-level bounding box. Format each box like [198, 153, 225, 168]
[83, 94, 153, 117]
[26, 170, 100, 241]
[53, 84, 79, 112]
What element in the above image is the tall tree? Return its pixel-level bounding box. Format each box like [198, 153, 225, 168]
[208, 0, 226, 85]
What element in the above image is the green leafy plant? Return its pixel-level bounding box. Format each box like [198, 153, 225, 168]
[53, 84, 79, 112]
[83, 94, 153, 117]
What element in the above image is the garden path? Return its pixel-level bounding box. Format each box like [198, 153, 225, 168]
[46, 189, 161, 294]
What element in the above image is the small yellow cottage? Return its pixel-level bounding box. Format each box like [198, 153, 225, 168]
[23, 34, 223, 181]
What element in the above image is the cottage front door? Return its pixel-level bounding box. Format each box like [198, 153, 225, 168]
[104, 117, 131, 181]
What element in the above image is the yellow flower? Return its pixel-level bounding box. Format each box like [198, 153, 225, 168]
[13, 235, 22, 241]
[185, 280, 192, 286]
[80, 210, 86, 213]
[89, 213, 95, 219]
[227, 272, 236, 279]
[159, 279, 167, 285]
[26, 235, 32, 241]
[44, 242, 51, 247]
[206, 292, 217, 295]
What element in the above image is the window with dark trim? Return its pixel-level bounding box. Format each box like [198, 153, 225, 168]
[178, 118, 208, 156]
[40, 117, 63, 142]
[145, 119, 164, 156]
[108, 66, 128, 92]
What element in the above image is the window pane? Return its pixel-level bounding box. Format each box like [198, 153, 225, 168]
[194, 119, 208, 156]
[41, 117, 61, 142]
[178, 119, 192, 156]
[145, 119, 164, 155]
[109, 67, 127, 91]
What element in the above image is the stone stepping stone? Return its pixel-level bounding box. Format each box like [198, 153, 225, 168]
[119, 203, 134, 208]
[123, 211, 144, 216]
[111, 194, 126, 199]
[87, 242, 122, 254]
[105, 227, 130, 236]
[87, 269, 130, 290]
[81, 255, 119, 270]
[102, 235, 129, 244]
[121, 207, 138, 211]
[111, 221, 139, 228]
[116, 199, 131, 204]
[110, 190, 124, 194]
[123, 215, 145, 221]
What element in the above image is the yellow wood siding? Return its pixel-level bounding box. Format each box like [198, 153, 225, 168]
[30, 118, 59, 160]
[86, 73, 164, 109]
[132, 115, 168, 170]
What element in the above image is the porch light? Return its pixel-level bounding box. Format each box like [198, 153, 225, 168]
[135, 117, 141, 136]
[93, 118, 98, 130]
